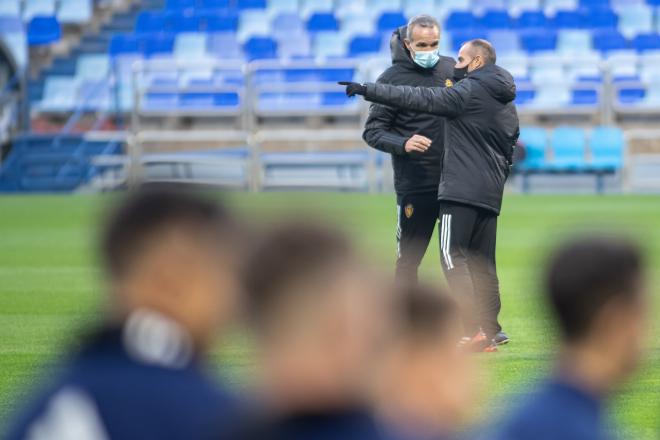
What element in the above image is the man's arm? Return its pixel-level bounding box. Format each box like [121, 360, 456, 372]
[345, 80, 472, 118]
[362, 102, 408, 155]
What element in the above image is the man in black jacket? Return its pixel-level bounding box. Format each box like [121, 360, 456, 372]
[363, 15, 454, 285]
[341, 39, 519, 349]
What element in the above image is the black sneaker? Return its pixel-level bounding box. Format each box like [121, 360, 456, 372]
[493, 331, 510, 346]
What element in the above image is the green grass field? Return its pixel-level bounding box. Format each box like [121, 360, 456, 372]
[1, 193, 659, 437]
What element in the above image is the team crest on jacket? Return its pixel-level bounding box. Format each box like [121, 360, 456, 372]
[404, 204, 414, 218]
[445, 79, 454, 87]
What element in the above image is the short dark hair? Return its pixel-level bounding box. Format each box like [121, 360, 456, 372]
[395, 284, 459, 342]
[101, 186, 235, 278]
[468, 39, 496, 64]
[242, 222, 354, 330]
[406, 15, 440, 41]
[545, 236, 644, 342]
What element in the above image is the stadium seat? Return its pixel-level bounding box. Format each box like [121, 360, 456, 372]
[515, 88, 535, 105]
[507, 0, 542, 12]
[307, 12, 339, 32]
[27, 16, 60, 45]
[237, 0, 267, 10]
[0, 16, 23, 33]
[557, 30, 592, 54]
[521, 30, 557, 53]
[237, 10, 271, 41]
[498, 54, 529, 79]
[377, 12, 407, 32]
[301, 0, 334, 16]
[0, 0, 20, 16]
[530, 65, 564, 85]
[166, 0, 194, 10]
[617, 4, 653, 38]
[341, 13, 376, 38]
[592, 30, 628, 53]
[530, 84, 571, 108]
[277, 32, 312, 58]
[579, 0, 609, 9]
[199, 0, 230, 8]
[571, 88, 599, 105]
[206, 32, 244, 59]
[515, 11, 550, 30]
[472, 0, 507, 10]
[202, 11, 239, 32]
[313, 32, 347, 58]
[544, 0, 578, 11]
[586, 8, 618, 30]
[518, 126, 547, 170]
[445, 12, 478, 32]
[642, 84, 660, 106]
[174, 33, 208, 59]
[480, 10, 511, 29]
[78, 81, 110, 111]
[109, 34, 141, 56]
[38, 76, 78, 111]
[366, 0, 402, 14]
[348, 34, 382, 56]
[267, 0, 299, 15]
[553, 10, 583, 29]
[488, 30, 521, 54]
[451, 29, 488, 51]
[617, 86, 645, 105]
[272, 13, 305, 36]
[135, 11, 166, 34]
[76, 54, 109, 81]
[590, 126, 624, 170]
[243, 36, 278, 60]
[57, 0, 92, 25]
[24, 0, 55, 20]
[143, 34, 174, 57]
[550, 126, 587, 170]
[632, 33, 660, 53]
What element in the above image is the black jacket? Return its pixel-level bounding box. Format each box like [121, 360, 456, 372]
[362, 26, 455, 196]
[364, 63, 520, 215]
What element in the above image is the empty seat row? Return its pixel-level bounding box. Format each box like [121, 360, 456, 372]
[515, 85, 600, 108]
[519, 126, 624, 171]
[0, 0, 92, 24]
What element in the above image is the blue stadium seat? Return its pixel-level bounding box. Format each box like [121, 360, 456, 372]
[313, 32, 347, 58]
[632, 33, 660, 52]
[38, 76, 78, 111]
[272, 13, 305, 35]
[557, 30, 593, 54]
[579, 0, 610, 9]
[135, 11, 166, 34]
[166, 0, 194, 10]
[109, 34, 141, 56]
[585, 8, 618, 30]
[243, 36, 278, 60]
[518, 126, 547, 170]
[307, 12, 339, 32]
[349, 35, 381, 56]
[480, 10, 511, 29]
[571, 88, 599, 105]
[202, 11, 239, 32]
[199, 0, 231, 8]
[143, 34, 174, 57]
[237, 0, 267, 10]
[472, 0, 506, 9]
[179, 92, 240, 109]
[515, 11, 550, 30]
[0, 0, 20, 15]
[521, 30, 557, 53]
[618, 4, 653, 38]
[553, 10, 583, 29]
[377, 12, 407, 32]
[267, 0, 299, 14]
[515, 88, 536, 106]
[488, 30, 520, 54]
[76, 54, 110, 81]
[27, 16, 60, 46]
[592, 30, 628, 52]
[451, 29, 488, 51]
[277, 32, 312, 58]
[617, 87, 645, 104]
[550, 127, 587, 170]
[590, 126, 624, 170]
[172, 14, 201, 33]
[445, 11, 478, 31]
[174, 33, 208, 59]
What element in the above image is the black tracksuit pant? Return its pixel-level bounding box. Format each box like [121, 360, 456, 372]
[438, 201, 502, 338]
[395, 192, 439, 284]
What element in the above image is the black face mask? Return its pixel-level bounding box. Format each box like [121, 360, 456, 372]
[453, 65, 468, 82]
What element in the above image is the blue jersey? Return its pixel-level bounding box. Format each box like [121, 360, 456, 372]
[6, 311, 242, 440]
[492, 377, 613, 440]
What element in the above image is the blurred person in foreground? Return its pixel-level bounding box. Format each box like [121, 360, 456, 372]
[375, 284, 476, 440]
[7, 188, 244, 440]
[490, 236, 648, 440]
[229, 223, 394, 440]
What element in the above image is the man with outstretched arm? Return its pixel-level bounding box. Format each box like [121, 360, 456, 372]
[340, 39, 519, 351]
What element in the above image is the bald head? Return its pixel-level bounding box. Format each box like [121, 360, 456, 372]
[455, 39, 496, 74]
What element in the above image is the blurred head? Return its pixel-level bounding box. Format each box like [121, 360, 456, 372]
[101, 187, 241, 352]
[243, 222, 389, 409]
[546, 235, 648, 386]
[404, 15, 441, 69]
[454, 39, 496, 80]
[377, 284, 475, 434]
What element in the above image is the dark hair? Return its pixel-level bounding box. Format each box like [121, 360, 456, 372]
[242, 222, 354, 329]
[545, 236, 644, 342]
[396, 284, 458, 341]
[406, 14, 440, 41]
[468, 39, 496, 64]
[101, 186, 235, 278]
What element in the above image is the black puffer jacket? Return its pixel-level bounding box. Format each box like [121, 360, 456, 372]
[362, 26, 455, 196]
[364, 63, 520, 215]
